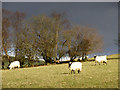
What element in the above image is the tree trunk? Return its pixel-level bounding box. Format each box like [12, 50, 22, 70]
[28, 56, 31, 67]
[15, 48, 17, 60]
[15, 38, 19, 60]
[54, 29, 58, 62]
[2, 61, 4, 69]
[3, 45, 10, 64]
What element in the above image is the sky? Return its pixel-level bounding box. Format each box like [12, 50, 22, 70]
[2, 2, 118, 56]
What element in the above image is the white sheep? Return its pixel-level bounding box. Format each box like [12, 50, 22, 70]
[9, 61, 20, 69]
[68, 62, 82, 74]
[94, 55, 107, 65]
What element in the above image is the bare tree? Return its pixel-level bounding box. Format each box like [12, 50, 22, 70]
[50, 11, 71, 62]
[2, 9, 12, 65]
[11, 11, 25, 60]
[28, 15, 57, 64]
[63, 26, 103, 61]
[16, 24, 37, 67]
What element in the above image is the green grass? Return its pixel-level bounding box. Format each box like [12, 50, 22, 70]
[87, 54, 120, 61]
[2, 59, 118, 88]
[107, 54, 120, 59]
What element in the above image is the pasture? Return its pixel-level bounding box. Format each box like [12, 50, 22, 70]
[2, 58, 118, 88]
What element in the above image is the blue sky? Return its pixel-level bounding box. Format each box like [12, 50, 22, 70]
[3, 2, 118, 56]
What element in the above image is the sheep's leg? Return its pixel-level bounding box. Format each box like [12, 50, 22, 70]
[99, 62, 100, 65]
[95, 62, 97, 65]
[106, 62, 107, 65]
[103, 61, 107, 65]
[73, 70, 75, 74]
[71, 70, 75, 74]
[78, 70, 80, 74]
[18, 65, 20, 68]
[71, 70, 73, 74]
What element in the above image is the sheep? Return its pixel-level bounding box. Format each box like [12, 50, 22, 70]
[68, 62, 82, 74]
[8, 61, 20, 70]
[94, 55, 107, 65]
[80, 56, 89, 61]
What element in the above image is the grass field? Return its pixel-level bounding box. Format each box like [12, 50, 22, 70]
[107, 54, 119, 59]
[2, 57, 118, 88]
[87, 54, 119, 61]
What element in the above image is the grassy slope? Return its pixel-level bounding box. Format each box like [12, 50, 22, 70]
[107, 54, 120, 59]
[87, 54, 120, 61]
[2, 59, 118, 88]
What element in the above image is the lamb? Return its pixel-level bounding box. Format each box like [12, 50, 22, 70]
[68, 62, 82, 74]
[8, 61, 20, 69]
[94, 55, 107, 65]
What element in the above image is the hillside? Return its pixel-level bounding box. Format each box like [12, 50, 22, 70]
[2, 59, 118, 88]
[107, 54, 120, 59]
[87, 54, 119, 61]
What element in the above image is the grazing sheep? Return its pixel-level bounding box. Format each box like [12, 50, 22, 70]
[94, 55, 107, 65]
[8, 61, 20, 69]
[80, 56, 89, 60]
[68, 62, 82, 74]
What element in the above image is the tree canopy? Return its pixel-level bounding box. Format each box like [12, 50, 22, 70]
[2, 9, 103, 66]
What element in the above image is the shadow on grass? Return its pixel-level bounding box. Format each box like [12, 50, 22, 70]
[61, 72, 82, 74]
[91, 64, 107, 66]
[91, 65, 96, 66]
[61, 72, 70, 74]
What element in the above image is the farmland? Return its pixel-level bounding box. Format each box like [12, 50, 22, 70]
[2, 2, 119, 89]
[2, 55, 118, 88]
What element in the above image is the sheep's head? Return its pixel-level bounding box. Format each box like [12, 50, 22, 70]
[7, 66, 9, 69]
[94, 55, 97, 58]
[68, 62, 72, 68]
[7, 64, 10, 69]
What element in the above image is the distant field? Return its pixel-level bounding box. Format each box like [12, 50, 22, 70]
[2, 58, 118, 88]
[107, 54, 120, 59]
[87, 54, 120, 61]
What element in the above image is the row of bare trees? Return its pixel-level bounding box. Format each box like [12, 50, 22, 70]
[2, 9, 103, 67]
